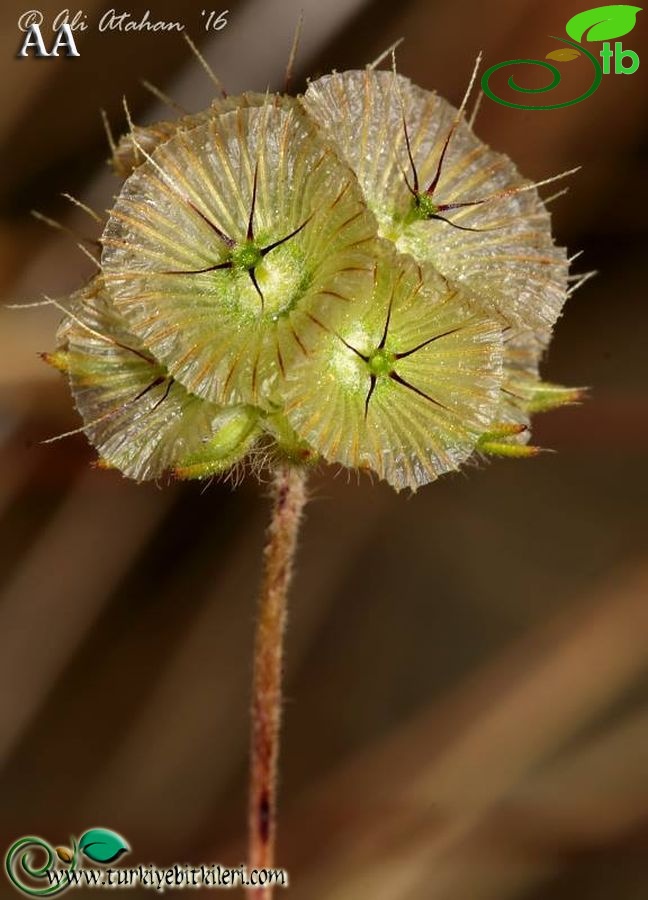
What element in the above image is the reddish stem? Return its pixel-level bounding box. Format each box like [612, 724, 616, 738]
[248, 464, 307, 896]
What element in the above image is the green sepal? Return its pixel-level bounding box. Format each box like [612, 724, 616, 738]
[478, 422, 528, 442]
[264, 411, 319, 465]
[479, 440, 543, 458]
[174, 406, 260, 480]
[40, 350, 71, 373]
[523, 382, 587, 413]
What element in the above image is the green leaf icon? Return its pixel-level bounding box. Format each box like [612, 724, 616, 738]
[566, 5, 642, 42]
[78, 828, 130, 864]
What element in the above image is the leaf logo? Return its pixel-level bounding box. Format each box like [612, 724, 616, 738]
[566, 4, 642, 42]
[78, 829, 130, 865]
[482, 3, 641, 109]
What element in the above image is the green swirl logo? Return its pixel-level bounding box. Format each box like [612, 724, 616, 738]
[5, 830, 129, 896]
[5, 837, 76, 897]
[481, 5, 641, 109]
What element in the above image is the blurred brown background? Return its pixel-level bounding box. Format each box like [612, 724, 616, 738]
[1, 0, 647, 897]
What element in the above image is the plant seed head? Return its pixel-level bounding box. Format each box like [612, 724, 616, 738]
[40, 53, 584, 490]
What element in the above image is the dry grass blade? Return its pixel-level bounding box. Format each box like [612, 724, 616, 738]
[0, 471, 170, 764]
[275, 559, 648, 898]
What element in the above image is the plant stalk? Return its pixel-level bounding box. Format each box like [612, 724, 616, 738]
[248, 464, 307, 895]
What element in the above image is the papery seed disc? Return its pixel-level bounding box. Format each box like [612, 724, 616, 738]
[101, 103, 379, 407]
[499, 328, 545, 435]
[113, 93, 298, 178]
[283, 247, 504, 491]
[302, 70, 569, 333]
[54, 277, 259, 481]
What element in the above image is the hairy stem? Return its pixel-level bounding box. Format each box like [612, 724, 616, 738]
[248, 464, 307, 895]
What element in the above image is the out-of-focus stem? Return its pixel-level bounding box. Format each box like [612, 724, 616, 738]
[248, 464, 307, 896]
